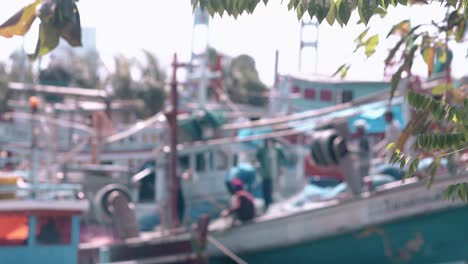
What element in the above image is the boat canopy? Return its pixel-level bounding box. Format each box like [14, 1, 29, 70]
[288, 96, 406, 135]
[178, 109, 225, 140]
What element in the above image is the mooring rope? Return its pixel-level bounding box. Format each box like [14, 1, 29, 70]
[207, 235, 248, 264]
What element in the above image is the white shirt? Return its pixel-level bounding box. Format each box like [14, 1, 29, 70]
[385, 120, 401, 146]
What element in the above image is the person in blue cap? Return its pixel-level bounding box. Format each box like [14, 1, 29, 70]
[225, 163, 256, 195]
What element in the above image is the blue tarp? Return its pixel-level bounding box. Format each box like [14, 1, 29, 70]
[347, 104, 405, 134]
[237, 127, 272, 150]
[296, 174, 397, 206]
[288, 96, 406, 133]
[226, 163, 256, 187]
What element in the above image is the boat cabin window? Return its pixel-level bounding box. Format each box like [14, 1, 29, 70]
[36, 216, 71, 245]
[180, 155, 190, 171]
[291, 85, 301, 95]
[342, 90, 353, 103]
[0, 215, 28, 246]
[213, 150, 228, 170]
[320, 90, 333, 101]
[138, 156, 190, 203]
[304, 88, 316, 100]
[195, 153, 205, 172]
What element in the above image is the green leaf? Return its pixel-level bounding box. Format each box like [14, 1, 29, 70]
[315, 3, 329, 23]
[431, 83, 452, 95]
[458, 183, 467, 202]
[384, 37, 404, 66]
[59, 0, 82, 47]
[192, 0, 200, 11]
[364, 34, 379, 57]
[409, 0, 428, 5]
[334, 0, 344, 27]
[0, 0, 41, 38]
[288, 0, 299, 10]
[332, 64, 351, 79]
[386, 19, 410, 38]
[455, 19, 466, 43]
[308, 0, 318, 17]
[206, 0, 216, 16]
[389, 149, 400, 164]
[405, 44, 418, 70]
[448, 11, 461, 30]
[381, 0, 391, 8]
[248, 0, 261, 13]
[29, 21, 61, 61]
[199, 0, 208, 11]
[444, 184, 455, 200]
[358, 0, 377, 25]
[386, 142, 395, 150]
[390, 65, 404, 98]
[417, 134, 428, 148]
[404, 158, 419, 179]
[338, 0, 352, 25]
[447, 0, 458, 7]
[400, 157, 407, 169]
[326, 0, 336, 25]
[355, 28, 369, 44]
[374, 6, 387, 17]
[236, 0, 249, 15]
[297, 2, 305, 19]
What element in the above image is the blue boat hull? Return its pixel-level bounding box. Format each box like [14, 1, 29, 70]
[210, 206, 468, 264]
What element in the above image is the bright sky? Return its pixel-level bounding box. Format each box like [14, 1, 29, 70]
[0, 1, 466, 86]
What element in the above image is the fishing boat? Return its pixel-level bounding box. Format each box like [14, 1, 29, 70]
[207, 171, 468, 264]
[203, 79, 468, 264]
[0, 91, 213, 264]
[0, 96, 89, 264]
[0, 177, 88, 264]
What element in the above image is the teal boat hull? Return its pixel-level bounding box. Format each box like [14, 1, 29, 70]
[210, 206, 468, 264]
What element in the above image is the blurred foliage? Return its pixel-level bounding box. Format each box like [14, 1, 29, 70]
[328, 0, 468, 201]
[209, 49, 268, 107]
[107, 51, 167, 118]
[190, 0, 468, 25]
[0, 64, 10, 115]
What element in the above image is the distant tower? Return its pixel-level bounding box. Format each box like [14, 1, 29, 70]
[298, 18, 319, 73]
[188, 7, 210, 108]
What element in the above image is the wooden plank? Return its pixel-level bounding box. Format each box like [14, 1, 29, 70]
[8, 82, 108, 98]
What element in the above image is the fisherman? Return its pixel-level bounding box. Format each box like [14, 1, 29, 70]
[375, 110, 401, 159]
[353, 119, 371, 179]
[255, 138, 288, 212]
[220, 178, 255, 225]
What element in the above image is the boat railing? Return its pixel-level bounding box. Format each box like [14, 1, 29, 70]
[0, 183, 83, 201]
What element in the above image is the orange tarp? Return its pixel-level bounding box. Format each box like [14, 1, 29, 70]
[0, 216, 28, 240]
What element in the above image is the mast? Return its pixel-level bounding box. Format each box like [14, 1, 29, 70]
[168, 53, 180, 228]
[29, 96, 39, 197]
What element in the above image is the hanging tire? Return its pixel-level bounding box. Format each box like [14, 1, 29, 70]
[94, 184, 133, 223]
[310, 129, 348, 167]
